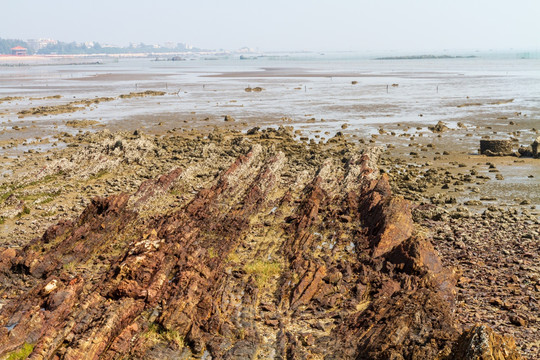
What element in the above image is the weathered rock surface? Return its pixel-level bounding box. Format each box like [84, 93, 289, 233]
[429, 121, 449, 133]
[532, 136, 540, 158]
[480, 140, 515, 156]
[0, 130, 523, 359]
[452, 324, 522, 360]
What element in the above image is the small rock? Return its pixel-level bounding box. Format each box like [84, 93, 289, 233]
[264, 319, 279, 327]
[509, 314, 527, 327]
[428, 121, 449, 133]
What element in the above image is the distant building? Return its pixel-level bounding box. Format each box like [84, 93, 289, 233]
[11, 46, 27, 56]
[26, 38, 57, 52]
[238, 47, 256, 53]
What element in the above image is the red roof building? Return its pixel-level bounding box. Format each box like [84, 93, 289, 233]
[11, 46, 27, 56]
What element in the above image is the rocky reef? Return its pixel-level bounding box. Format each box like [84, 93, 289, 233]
[0, 128, 523, 359]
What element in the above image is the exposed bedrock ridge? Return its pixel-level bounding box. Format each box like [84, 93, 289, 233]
[0, 143, 521, 359]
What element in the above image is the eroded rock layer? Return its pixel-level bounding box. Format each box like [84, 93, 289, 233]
[0, 129, 521, 359]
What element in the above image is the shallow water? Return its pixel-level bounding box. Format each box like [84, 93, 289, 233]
[1, 54, 539, 138]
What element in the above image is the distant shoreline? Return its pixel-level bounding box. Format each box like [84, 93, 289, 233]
[375, 55, 477, 60]
[0, 52, 218, 66]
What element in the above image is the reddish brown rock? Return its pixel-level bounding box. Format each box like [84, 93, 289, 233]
[131, 167, 183, 207]
[359, 174, 414, 257]
[290, 265, 327, 308]
[451, 324, 522, 360]
[386, 236, 457, 304]
[0, 133, 522, 359]
[0, 248, 17, 272]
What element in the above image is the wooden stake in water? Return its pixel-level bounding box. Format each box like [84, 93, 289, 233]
[386, 85, 389, 93]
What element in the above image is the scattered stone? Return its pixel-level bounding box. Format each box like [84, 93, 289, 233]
[464, 200, 482, 206]
[428, 121, 449, 133]
[480, 196, 497, 201]
[245, 86, 264, 92]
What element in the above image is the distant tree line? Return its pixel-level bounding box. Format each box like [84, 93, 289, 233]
[0, 38, 200, 55]
[0, 38, 31, 54]
[37, 42, 197, 55]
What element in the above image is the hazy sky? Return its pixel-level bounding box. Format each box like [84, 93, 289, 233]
[2, 0, 539, 51]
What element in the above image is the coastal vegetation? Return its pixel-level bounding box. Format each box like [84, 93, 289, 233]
[0, 37, 201, 55]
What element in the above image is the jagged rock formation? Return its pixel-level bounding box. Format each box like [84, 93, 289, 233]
[0, 129, 521, 359]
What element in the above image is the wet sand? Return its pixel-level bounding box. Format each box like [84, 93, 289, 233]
[205, 68, 484, 78]
[69, 73, 174, 81]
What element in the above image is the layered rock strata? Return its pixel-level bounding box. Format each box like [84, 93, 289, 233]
[0, 129, 521, 359]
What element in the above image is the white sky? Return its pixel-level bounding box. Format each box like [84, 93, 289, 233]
[2, 0, 539, 51]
